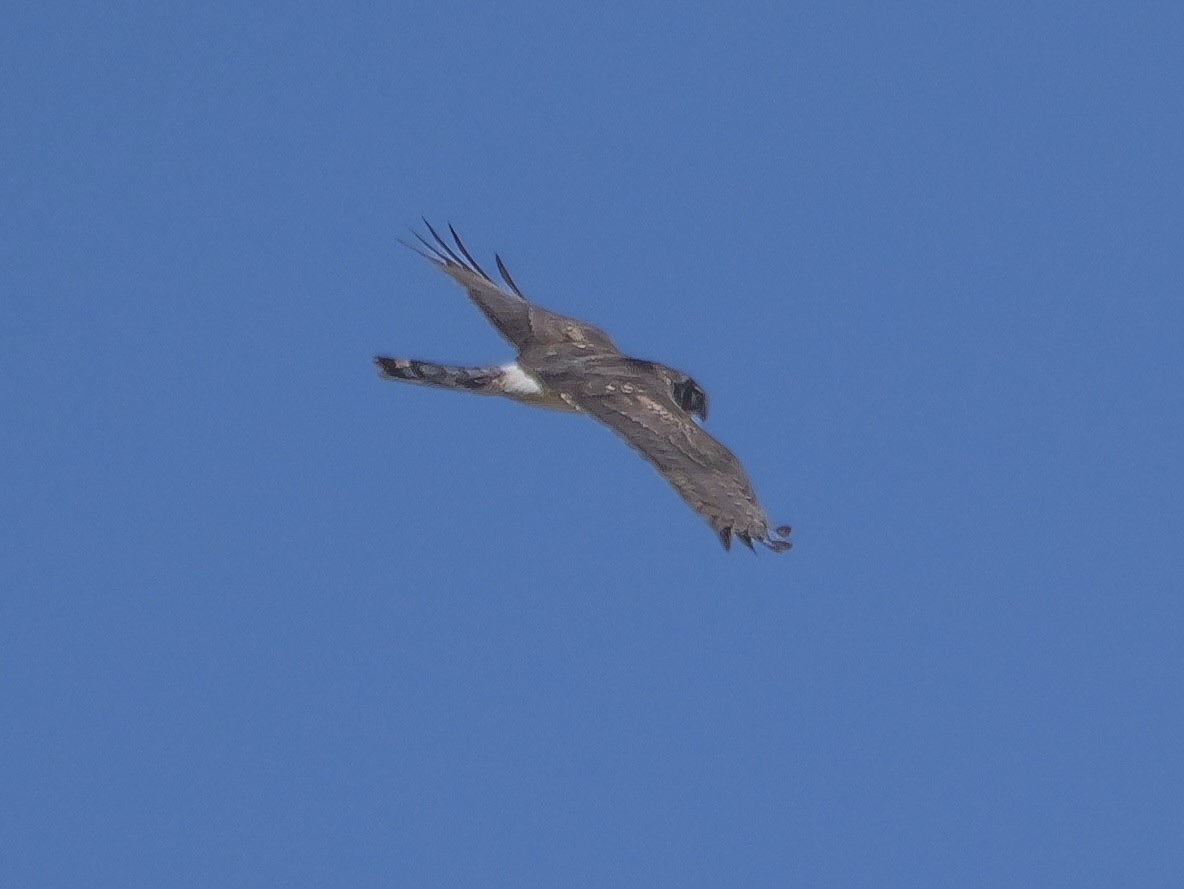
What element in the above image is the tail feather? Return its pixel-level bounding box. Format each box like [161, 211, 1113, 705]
[374, 357, 500, 392]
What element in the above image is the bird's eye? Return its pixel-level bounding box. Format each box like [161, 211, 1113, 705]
[672, 379, 708, 420]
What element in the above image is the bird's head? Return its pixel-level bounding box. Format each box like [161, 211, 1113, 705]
[672, 375, 708, 422]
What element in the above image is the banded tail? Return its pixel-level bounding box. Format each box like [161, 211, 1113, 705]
[374, 357, 503, 394]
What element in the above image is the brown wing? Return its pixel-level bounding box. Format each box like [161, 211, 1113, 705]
[553, 361, 791, 552]
[402, 221, 535, 348]
[403, 222, 615, 353]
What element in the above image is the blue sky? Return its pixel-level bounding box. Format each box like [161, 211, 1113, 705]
[2, 2, 1181, 886]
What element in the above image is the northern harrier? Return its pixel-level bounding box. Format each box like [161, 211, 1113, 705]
[375, 222, 793, 552]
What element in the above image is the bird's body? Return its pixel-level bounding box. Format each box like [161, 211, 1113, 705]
[375, 222, 792, 553]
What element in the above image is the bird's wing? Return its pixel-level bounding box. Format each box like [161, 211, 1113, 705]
[548, 358, 791, 551]
[403, 221, 616, 353]
[402, 221, 538, 349]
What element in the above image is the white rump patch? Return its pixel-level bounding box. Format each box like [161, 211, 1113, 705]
[498, 362, 545, 396]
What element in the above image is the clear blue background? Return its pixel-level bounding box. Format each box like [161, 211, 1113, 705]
[3, 2, 1181, 886]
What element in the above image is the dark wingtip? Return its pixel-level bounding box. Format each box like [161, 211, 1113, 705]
[759, 525, 794, 553]
[409, 228, 451, 264]
[719, 527, 733, 551]
[422, 218, 466, 266]
[447, 223, 492, 280]
[495, 252, 524, 297]
[396, 235, 436, 262]
[738, 532, 755, 551]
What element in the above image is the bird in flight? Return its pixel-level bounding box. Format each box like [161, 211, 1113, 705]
[375, 221, 792, 552]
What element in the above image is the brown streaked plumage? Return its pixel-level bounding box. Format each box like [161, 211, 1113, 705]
[376, 222, 792, 553]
